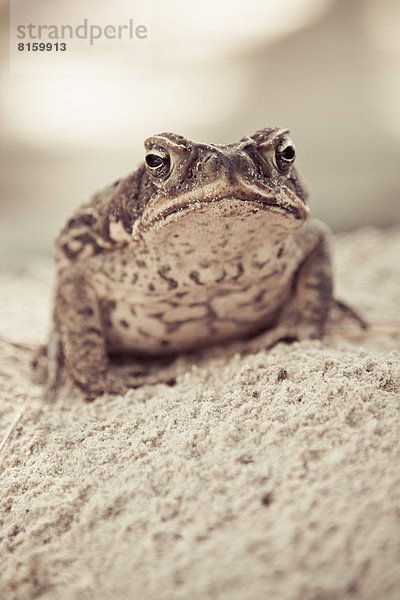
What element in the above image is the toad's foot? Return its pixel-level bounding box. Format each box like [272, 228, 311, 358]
[330, 299, 368, 330]
[77, 374, 128, 402]
[241, 315, 324, 355]
[112, 357, 181, 389]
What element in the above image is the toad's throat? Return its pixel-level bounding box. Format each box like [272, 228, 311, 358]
[140, 192, 307, 230]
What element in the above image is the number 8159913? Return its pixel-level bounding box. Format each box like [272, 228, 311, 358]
[17, 42, 66, 51]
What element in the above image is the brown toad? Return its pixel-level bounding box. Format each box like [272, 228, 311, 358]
[37, 127, 365, 399]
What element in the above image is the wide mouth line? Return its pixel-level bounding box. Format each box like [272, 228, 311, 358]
[142, 193, 302, 227]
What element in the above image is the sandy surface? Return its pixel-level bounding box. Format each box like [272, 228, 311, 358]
[0, 227, 399, 600]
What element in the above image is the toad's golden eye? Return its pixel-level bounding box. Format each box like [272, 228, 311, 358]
[145, 145, 171, 178]
[273, 136, 296, 172]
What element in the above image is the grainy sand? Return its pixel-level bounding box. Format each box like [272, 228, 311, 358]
[0, 227, 399, 600]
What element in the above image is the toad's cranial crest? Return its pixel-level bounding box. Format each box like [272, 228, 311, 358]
[35, 126, 366, 400]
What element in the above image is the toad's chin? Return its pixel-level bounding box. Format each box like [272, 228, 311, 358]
[133, 198, 307, 263]
[137, 192, 308, 234]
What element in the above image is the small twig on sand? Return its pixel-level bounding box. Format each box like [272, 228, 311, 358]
[0, 335, 34, 352]
[0, 400, 26, 456]
[326, 327, 400, 340]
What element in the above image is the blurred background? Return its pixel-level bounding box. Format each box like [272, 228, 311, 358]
[1, 0, 400, 263]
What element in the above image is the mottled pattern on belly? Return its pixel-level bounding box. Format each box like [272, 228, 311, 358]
[101, 270, 293, 355]
[91, 206, 307, 355]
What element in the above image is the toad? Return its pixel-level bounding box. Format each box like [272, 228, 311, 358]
[36, 127, 366, 399]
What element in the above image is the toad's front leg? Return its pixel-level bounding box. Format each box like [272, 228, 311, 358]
[53, 271, 127, 400]
[244, 222, 366, 354]
[244, 222, 334, 352]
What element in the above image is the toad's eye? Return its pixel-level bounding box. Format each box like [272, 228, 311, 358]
[274, 136, 296, 172]
[145, 145, 171, 178]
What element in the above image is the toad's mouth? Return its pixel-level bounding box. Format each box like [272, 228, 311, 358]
[138, 190, 309, 231]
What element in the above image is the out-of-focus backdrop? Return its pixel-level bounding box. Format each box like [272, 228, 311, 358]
[1, 0, 400, 261]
